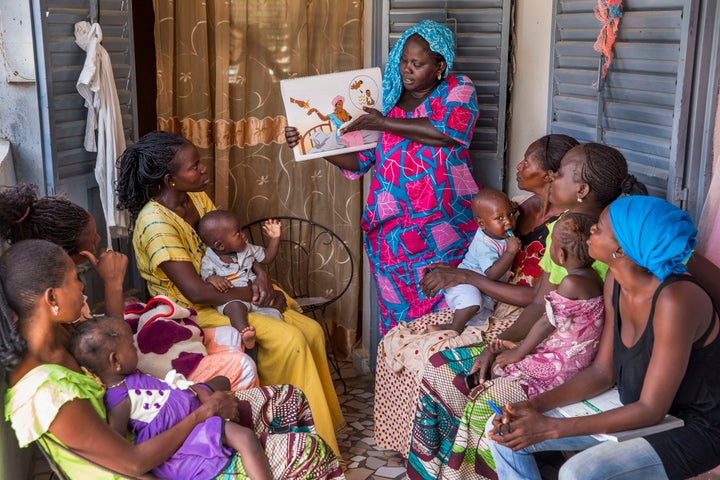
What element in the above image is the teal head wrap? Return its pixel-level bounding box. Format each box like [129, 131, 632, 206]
[608, 196, 697, 281]
[382, 20, 455, 115]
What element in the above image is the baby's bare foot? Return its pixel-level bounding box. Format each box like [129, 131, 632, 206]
[240, 326, 256, 350]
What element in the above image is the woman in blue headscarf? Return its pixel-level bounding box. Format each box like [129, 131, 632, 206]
[487, 196, 720, 480]
[286, 20, 480, 335]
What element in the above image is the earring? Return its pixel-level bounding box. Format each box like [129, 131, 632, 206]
[577, 196, 584, 203]
[612, 252, 617, 259]
[437, 71, 442, 80]
[171, 182, 176, 188]
[52, 305, 59, 316]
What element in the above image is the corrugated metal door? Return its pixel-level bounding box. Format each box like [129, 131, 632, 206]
[548, 0, 695, 202]
[376, 0, 512, 190]
[31, 0, 138, 220]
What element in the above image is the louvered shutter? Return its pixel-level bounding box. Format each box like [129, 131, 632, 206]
[378, 0, 512, 190]
[32, 0, 137, 200]
[548, 0, 694, 201]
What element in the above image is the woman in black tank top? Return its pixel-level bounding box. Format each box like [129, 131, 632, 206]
[486, 196, 720, 480]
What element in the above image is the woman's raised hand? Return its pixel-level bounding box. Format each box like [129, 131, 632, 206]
[80, 249, 129, 289]
[340, 107, 386, 134]
[488, 402, 555, 451]
[284, 126, 301, 148]
[419, 262, 464, 297]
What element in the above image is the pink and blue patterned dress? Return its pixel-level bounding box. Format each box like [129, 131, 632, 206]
[343, 73, 479, 335]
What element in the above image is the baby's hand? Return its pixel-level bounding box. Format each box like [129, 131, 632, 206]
[489, 338, 518, 354]
[507, 236, 522, 254]
[262, 219, 282, 239]
[206, 275, 232, 293]
[495, 348, 525, 368]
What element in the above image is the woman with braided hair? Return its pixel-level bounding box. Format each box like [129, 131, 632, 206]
[407, 143, 646, 479]
[116, 130, 344, 456]
[0, 183, 128, 318]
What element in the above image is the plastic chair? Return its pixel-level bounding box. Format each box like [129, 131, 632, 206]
[242, 216, 354, 393]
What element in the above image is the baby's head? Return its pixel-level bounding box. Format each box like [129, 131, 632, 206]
[69, 315, 138, 383]
[471, 188, 517, 239]
[549, 212, 597, 268]
[198, 210, 247, 254]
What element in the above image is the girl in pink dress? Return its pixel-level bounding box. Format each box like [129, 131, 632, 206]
[490, 212, 605, 397]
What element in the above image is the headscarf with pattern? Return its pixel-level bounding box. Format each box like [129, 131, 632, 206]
[382, 20, 455, 115]
[608, 195, 697, 281]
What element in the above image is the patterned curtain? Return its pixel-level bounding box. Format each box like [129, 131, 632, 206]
[153, 0, 364, 359]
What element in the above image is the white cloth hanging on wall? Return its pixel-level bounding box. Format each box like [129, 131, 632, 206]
[75, 20, 128, 246]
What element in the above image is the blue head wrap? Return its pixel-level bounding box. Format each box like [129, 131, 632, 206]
[382, 20, 455, 115]
[608, 196, 697, 281]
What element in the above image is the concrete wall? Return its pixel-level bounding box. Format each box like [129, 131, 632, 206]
[1, 3, 45, 478]
[506, 0, 553, 198]
[0, 0, 45, 191]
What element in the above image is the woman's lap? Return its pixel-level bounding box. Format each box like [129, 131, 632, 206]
[441, 377, 529, 480]
[228, 384, 344, 479]
[407, 345, 482, 479]
[232, 384, 315, 434]
[489, 429, 666, 480]
[375, 308, 518, 457]
[247, 309, 344, 456]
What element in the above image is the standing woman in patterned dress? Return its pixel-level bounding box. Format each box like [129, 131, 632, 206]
[286, 20, 480, 335]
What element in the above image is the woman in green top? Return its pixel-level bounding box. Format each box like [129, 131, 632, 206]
[1, 239, 343, 479]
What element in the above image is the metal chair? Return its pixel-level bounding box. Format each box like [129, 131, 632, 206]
[242, 216, 354, 393]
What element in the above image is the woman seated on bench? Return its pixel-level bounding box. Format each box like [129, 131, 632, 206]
[488, 196, 720, 480]
[2, 239, 344, 479]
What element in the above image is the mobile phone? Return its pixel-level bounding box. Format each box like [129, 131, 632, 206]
[464, 371, 481, 390]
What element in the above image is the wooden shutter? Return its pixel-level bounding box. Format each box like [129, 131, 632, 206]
[548, 0, 696, 201]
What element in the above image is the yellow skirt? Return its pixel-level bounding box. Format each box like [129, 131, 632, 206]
[195, 295, 345, 456]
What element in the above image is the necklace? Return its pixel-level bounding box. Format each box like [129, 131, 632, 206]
[106, 379, 126, 389]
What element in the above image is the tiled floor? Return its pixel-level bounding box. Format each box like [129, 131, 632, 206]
[335, 363, 407, 480]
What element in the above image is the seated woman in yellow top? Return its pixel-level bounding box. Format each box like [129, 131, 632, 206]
[116, 131, 344, 455]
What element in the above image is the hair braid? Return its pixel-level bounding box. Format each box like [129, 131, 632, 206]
[0, 184, 89, 255]
[537, 134, 579, 172]
[0, 283, 27, 373]
[0, 240, 68, 372]
[116, 131, 190, 227]
[553, 212, 597, 267]
[578, 143, 647, 208]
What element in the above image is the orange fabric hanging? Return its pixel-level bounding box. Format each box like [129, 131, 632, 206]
[593, 0, 623, 79]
